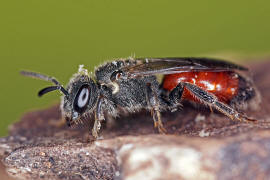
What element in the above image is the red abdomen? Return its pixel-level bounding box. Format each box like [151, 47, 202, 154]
[162, 71, 239, 103]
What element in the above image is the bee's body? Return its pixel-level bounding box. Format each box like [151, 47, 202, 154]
[21, 57, 260, 138]
[95, 60, 160, 113]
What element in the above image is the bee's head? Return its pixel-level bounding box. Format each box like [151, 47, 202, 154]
[63, 71, 98, 126]
[21, 65, 99, 127]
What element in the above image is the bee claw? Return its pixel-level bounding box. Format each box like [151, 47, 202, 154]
[244, 116, 258, 123]
[233, 113, 257, 123]
[158, 126, 167, 134]
[154, 121, 167, 134]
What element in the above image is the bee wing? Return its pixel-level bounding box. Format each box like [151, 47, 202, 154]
[121, 57, 248, 77]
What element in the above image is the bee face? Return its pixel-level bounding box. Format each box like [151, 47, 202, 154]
[62, 74, 99, 126]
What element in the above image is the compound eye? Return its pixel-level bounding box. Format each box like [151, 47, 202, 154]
[78, 88, 89, 107]
[74, 85, 90, 113]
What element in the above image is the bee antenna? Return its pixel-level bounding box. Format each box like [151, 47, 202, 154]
[20, 71, 69, 97]
[38, 86, 69, 97]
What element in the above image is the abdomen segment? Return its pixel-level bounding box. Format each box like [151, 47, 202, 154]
[162, 71, 239, 103]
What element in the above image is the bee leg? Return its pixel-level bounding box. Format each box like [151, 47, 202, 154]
[168, 83, 184, 111]
[152, 108, 167, 134]
[146, 83, 167, 134]
[209, 106, 214, 113]
[183, 82, 257, 122]
[92, 97, 105, 138]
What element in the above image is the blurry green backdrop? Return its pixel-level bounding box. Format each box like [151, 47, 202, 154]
[0, 0, 270, 136]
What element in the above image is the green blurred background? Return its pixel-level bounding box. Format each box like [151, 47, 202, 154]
[0, 0, 269, 136]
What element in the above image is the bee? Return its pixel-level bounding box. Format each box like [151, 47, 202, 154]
[21, 57, 259, 138]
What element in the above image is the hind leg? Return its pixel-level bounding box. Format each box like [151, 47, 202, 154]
[167, 83, 184, 112]
[182, 82, 256, 122]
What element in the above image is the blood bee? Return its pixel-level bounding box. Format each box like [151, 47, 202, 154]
[21, 57, 259, 138]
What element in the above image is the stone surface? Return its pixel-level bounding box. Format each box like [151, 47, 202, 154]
[1, 60, 270, 180]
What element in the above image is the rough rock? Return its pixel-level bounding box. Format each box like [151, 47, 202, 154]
[1, 60, 270, 180]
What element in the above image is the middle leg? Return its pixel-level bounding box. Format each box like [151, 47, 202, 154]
[145, 83, 167, 133]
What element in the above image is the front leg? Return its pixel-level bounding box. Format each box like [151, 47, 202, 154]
[92, 96, 105, 138]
